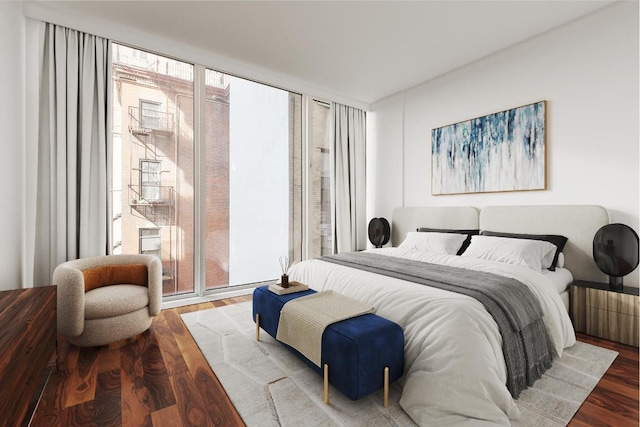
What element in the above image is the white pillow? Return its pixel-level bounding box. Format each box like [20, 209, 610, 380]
[556, 252, 565, 268]
[398, 232, 468, 255]
[461, 235, 558, 272]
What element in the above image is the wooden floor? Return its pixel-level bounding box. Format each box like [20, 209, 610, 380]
[30, 295, 638, 427]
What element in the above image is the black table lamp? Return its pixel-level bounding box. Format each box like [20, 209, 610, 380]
[368, 218, 390, 248]
[593, 223, 639, 292]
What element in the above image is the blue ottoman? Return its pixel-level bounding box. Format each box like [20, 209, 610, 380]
[252, 285, 404, 405]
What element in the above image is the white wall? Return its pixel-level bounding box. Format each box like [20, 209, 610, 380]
[366, 94, 404, 223]
[368, 2, 640, 286]
[0, 2, 26, 291]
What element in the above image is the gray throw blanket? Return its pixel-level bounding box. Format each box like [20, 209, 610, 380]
[321, 252, 553, 398]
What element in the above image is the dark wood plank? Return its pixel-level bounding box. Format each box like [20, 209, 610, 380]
[597, 375, 638, 402]
[149, 312, 189, 377]
[169, 372, 214, 427]
[151, 404, 184, 427]
[210, 300, 228, 308]
[120, 332, 154, 427]
[191, 363, 245, 426]
[230, 296, 251, 305]
[174, 302, 215, 315]
[581, 382, 638, 420]
[165, 310, 201, 375]
[570, 400, 639, 427]
[63, 345, 101, 408]
[141, 338, 176, 411]
[98, 345, 122, 373]
[66, 369, 122, 427]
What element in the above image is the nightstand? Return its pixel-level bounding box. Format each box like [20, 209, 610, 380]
[570, 280, 639, 347]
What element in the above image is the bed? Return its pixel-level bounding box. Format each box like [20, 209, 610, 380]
[288, 205, 610, 426]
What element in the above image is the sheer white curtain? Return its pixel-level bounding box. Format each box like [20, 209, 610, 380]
[28, 22, 111, 287]
[331, 103, 367, 253]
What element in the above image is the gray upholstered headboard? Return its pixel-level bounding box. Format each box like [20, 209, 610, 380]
[392, 205, 610, 282]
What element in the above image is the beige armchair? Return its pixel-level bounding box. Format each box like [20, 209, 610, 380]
[53, 254, 162, 347]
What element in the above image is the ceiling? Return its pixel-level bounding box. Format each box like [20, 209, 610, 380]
[29, 1, 615, 106]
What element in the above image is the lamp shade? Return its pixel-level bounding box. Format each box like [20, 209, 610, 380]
[593, 223, 639, 291]
[368, 218, 390, 248]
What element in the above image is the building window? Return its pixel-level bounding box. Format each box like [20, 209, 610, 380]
[140, 100, 162, 130]
[139, 227, 161, 258]
[139, 159, 161, 201]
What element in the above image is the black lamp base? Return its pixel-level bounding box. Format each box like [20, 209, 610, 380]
[609, 276, 624, 292]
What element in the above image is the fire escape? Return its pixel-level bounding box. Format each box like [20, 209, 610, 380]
[127, 105, 177, 290]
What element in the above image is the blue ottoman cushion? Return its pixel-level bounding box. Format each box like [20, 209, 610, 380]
[252, 285, 404, 400]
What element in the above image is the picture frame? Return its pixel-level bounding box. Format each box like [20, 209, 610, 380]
[431, 101, 546, 195]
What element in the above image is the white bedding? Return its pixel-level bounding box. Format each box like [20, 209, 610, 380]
[288, 247, 576, 427]
[541, 267, 574, 294]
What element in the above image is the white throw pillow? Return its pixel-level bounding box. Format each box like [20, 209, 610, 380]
[398, 232, 468, 255]
[461, 235, 558, 272]
[556, 252, 565, 268]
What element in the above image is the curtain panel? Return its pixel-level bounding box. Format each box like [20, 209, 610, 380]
[30, 23, 111, 287]
[331, 103, 367, 253]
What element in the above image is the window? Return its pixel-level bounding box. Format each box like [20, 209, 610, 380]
[203, 70, 302, 290]
[309, 99, 332, 258]
[111, 44, 305, 299]
[139, 227, 161, 258]
[139, 100, 161, 130]
[139, 159, 161, 201]
[111, 44, 193, 297]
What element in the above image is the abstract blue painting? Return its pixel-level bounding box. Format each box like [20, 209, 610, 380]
[431, 101, 546, 195]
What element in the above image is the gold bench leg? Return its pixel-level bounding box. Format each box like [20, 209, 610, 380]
[255, 313, 260, 341]
[384, 366, 389, 408]
[324, 363, 329, 404]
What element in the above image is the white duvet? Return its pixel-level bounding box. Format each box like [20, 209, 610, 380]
[288, 248, 576, 427]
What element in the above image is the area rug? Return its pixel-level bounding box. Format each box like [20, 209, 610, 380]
[181, 302, 618, 427]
